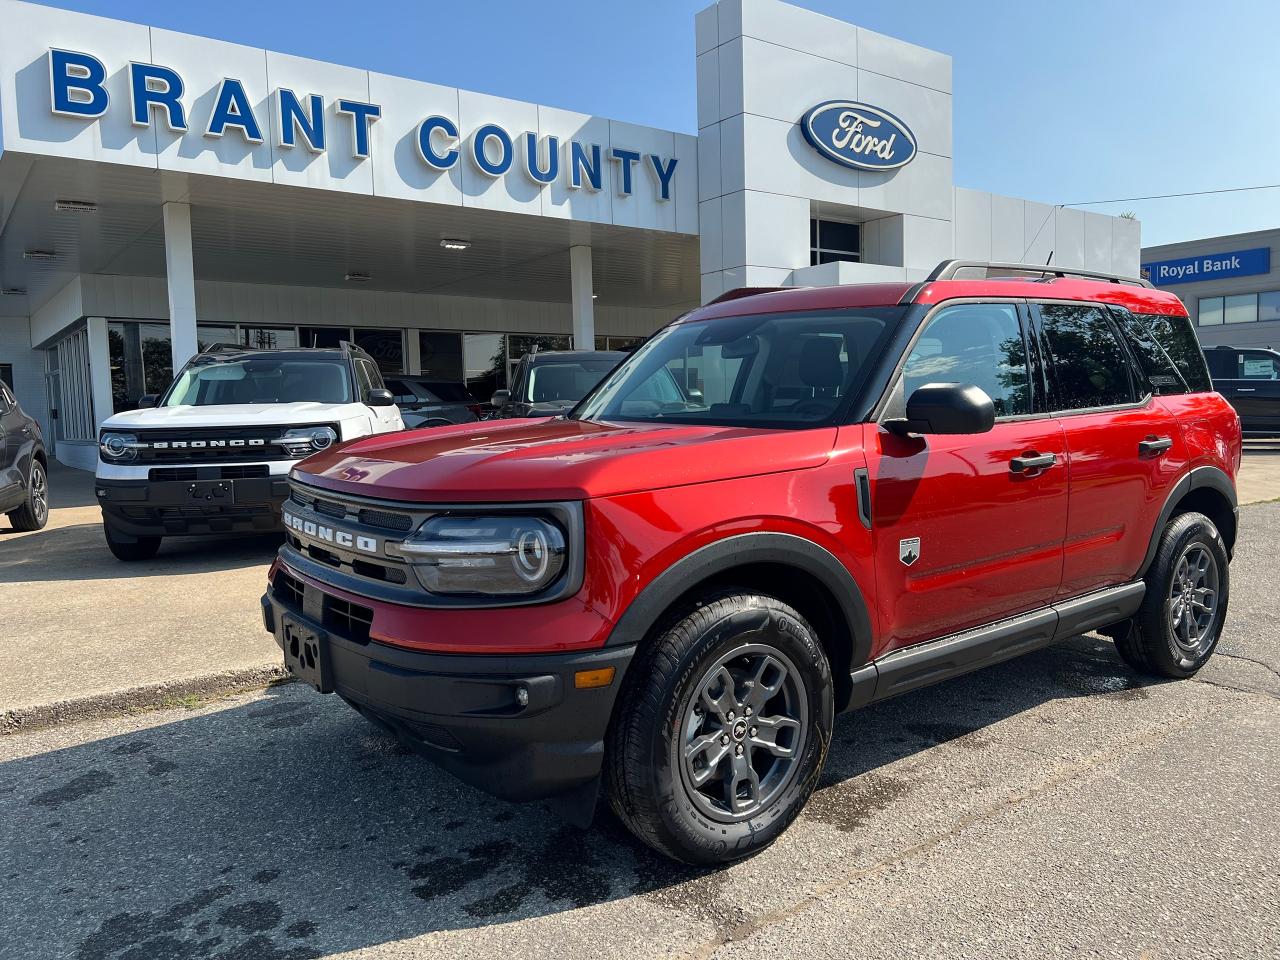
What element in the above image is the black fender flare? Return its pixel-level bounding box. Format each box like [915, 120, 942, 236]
[603, 531, 874, 670]
[1138, 465, 1238, 576]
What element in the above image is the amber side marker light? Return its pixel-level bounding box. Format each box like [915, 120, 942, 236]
[574, 667, 616, 689]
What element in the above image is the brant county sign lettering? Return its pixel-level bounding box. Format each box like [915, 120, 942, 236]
[800, 101, 916, 172]
[45, 49, 680, 200]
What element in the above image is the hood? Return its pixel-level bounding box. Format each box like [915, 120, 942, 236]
[294, 417, 837, 502]
[101, 402, 370, 430]
[527, 401, 576, 414]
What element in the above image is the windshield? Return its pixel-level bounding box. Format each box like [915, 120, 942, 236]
[162, 357, 353, 406]
[526, 359, 620, 404]
[572, 308, 903, 427]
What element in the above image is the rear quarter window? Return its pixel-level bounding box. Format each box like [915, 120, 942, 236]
[1133, 311, 1212, 393]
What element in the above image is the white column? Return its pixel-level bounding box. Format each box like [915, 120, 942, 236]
[85, 316, 114, 429]
[569, 244, 594, 350]
[162, 201, 198, 373]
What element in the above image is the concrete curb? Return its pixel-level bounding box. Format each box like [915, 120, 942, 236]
[2, 665, 294, 735]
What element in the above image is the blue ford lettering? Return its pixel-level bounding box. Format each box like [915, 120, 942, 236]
[800, 100, 916, 172]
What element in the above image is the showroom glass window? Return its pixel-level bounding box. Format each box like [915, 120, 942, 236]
[108, 321, 234, 412]
[1224, 293, 1257, 325]
[299, 326, 350, 349]
[463, 333, 507, 403]
[353, 328, 404, 373]
[240, 326, 298, 350]
[809, 218, 861, 266]
[418, 332, 464, 382]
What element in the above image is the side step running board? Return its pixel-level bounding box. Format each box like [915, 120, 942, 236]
[845, 582, 1145, 710]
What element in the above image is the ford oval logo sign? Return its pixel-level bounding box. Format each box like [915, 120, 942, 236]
[800, 101, 917, 172]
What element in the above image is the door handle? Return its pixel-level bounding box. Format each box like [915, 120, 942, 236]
[1138, 436, 1173, 456]
[1236, 387, 1256, 392]
[1010, 452, 1056, 473]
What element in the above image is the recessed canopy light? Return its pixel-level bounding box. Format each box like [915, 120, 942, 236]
[440, 238, 471, 251]
[592, 294, 598, 300]
[344, 272, 371, 282]
[22, 250, 56, 261]
[54, 199, 97, 213]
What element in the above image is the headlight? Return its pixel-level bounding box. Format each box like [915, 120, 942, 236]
[276, 426, 338, 457]
[99, 432, 138, 461]
[392, 515, 567, 596]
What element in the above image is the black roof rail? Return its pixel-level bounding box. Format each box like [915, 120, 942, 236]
[925, 259, 1154, 289]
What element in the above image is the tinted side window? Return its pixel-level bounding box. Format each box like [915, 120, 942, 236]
[903, 303, 1031, 417]
[1238, 351, 1280, 380]
[1039, 304, 1137, 410]
[1110, 307, 1188, 396]
[358, 359, 386, 392]
[1135, 312, 1212, 392]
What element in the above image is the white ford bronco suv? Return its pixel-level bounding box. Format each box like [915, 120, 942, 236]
[95, 341, 403, 561]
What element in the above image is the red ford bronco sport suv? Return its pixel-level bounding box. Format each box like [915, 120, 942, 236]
[262, 260, 1240, 864]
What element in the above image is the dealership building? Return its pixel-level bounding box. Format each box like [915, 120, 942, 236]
[1142, 229, 1280, 350]
[0, 0, 1139, 469]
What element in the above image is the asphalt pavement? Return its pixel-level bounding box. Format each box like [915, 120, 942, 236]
[2, 501, 1278, 959]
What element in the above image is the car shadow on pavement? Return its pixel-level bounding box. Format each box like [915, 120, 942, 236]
[0, 522, 280, 582]
[0, 634, 1161, 960]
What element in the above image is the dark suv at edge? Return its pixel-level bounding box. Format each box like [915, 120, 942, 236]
[0, 381, 49, 531]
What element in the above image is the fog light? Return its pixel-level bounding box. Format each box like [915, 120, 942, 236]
[514, 685, 530, 708]
[574, 667, 616, 690]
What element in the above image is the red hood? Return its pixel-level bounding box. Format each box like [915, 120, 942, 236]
[294, 417, 836, 502]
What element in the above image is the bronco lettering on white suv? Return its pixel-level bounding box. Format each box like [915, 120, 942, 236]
[96, 341, 403, 561]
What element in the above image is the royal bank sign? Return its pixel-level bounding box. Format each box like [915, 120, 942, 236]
[45, 49, 681, 200]
[800, 101, 916, 172]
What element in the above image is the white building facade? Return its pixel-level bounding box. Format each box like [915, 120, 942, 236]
[0, 0, 1140, 468]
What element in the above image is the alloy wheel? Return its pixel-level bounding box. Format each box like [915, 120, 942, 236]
[678, 643, 808, 823]
[1167, 543, 1219, 657]
[30, 465, 48, 524]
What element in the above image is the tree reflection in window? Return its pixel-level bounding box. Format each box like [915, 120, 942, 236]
[903, 303, 1030, 417]
[1039, 305, 1136, 410]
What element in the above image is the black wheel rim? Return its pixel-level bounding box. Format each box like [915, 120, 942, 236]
[30, 465, 47, 524]
[677, 643, 808, 823]
[1167, 543, 1219, 657]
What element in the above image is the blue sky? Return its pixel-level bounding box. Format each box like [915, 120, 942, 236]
[28, 0, 1280, 247]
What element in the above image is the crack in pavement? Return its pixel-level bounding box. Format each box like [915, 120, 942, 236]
[681, 714, 1200, 960]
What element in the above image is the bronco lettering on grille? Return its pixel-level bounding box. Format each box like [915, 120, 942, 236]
[282, 510, 380, 555]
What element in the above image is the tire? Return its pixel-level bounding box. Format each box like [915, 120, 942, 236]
[104, 521, 162, 562]
[6, 459, 49, 532]
[605, 591, 833, 865]
[1119, 511, 1230, 679]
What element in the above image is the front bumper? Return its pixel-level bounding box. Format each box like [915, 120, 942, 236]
[97, 475, 291, 537]
[261, 572, 634, 805]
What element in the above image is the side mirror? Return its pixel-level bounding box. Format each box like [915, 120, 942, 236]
[137, 394, 158, 409]
[886, 383, 995, 436]
[490, 389, 510, 407]
[366, 388, 395, 407]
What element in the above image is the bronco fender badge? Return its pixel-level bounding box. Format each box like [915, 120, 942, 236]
[899, 537, 920, 566]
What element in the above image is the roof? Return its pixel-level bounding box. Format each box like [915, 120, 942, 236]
[524, 350, 625, 363]
[190, 343, 356, 364]
[684, 275, 1187, 324]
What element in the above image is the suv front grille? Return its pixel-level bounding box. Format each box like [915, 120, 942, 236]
[286, 489, 414, 533]
[272, 569, 374, 645]
[130, 426, 298, 464]
[149, 465, 270, 482]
